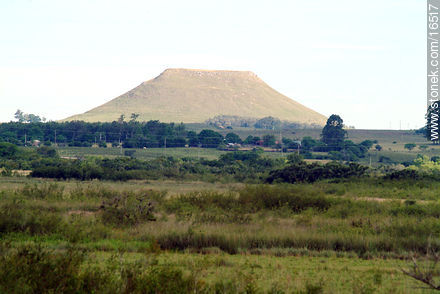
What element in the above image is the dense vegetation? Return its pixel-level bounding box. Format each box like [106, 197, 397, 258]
[0, 141, 376, 184]
[0, 177, 439, 293]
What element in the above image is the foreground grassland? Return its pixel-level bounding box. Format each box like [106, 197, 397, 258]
[1, 177, 439, 293]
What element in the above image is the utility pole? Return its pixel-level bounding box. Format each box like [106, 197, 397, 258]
[119, 133, 122, 155]
[54, 130, 57, 146]
[279, 131, 283, 155]
[24, 133, 26, 146]
[163, 137, 167, 156]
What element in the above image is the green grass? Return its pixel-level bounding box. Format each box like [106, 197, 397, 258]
[148, 252, 432, 293]
[57, 146, 229, 160]
[56, 146, 288, 161]
[2, 177, 440, 293]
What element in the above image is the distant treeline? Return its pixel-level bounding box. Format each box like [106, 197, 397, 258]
[0, 121, 251, 148]
[0, 118, 378, 162]
[206, 115, 323, 129]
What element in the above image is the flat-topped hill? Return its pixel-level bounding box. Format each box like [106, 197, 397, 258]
[63, 68, 326, 125]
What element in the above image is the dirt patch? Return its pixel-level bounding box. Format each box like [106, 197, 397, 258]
[67, 210, 95, 216]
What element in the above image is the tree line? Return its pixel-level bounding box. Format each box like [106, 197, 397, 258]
[0, 120, 248, 148]
[0, 114, 379, 162]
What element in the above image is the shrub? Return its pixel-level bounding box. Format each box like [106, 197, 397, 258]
[238, 185, 333, 213]
[19, 183, 64, 199]
[0, 202, 62, 235]
[0, 243, 198, 293]
[100, 193, 156, 226]
[384, 169, 420, 180]
[267, 161, 367, 184]
[128, 265, 197, 294]
[0, 244, 85, 293]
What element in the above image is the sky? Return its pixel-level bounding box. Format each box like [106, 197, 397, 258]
[0, 0, 424, 129]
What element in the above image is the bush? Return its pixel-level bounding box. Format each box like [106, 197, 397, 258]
[0, 244, 85, 293]
[384, 169, 420, 180]
[267, 161, 367, 184]
[19, 183, 64, 199]
[128, 264, 197, 294]
[0, 243, 199, 293]
[238, 185, 333, 213]
[0, 202, 62, 235]
[0, 142, 18, 158]
[100, 193, 156, 226]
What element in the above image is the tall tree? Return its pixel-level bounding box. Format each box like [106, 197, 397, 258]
[14, 109, 42, 123]
[198, 129, 223, 148]
[130, 113, 139, 123]
[14, 109, 25, 122]
[321, 114, 347, 148]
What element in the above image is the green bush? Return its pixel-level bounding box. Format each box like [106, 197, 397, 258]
[0, 202, 62, 235]
[100, 193, 156, 226]
[0, 243, 199, 293]
[0, 244, 86, 293]
[238, 185, 333, 213]
[267, 161, 368, 184]
[19, 183, 64, 199]
[127, 264, 196, 294]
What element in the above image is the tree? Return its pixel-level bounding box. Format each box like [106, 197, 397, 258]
[402, 244, 440, 291]
[360, 140, 374, 149]
[225, 133, 242, 144]
[14, 109, 43, 123]
[36, 146, 58, 158]
[14, 109, 25, 122]
[301, 137, 317, 151]
[129, 113, 139, 123]
[375, 144, 382, 151]
[243, 136, 260, 145]
[287, 153, 304, 165]
[262, 135, 276, 147]
[404, 143, 417, 151]
[0, 142, 18, 158]
[118, 114, 125, 124]
[321, 114, 347, 149]
[198, 129, 223, 148]
[254, 116, 281, 130]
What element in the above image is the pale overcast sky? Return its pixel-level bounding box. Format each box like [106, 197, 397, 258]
[0, 0, 424, 129]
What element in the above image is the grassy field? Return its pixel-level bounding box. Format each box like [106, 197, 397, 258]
[57, 146, 230, 160]
[56, 146, 288, 161]
[1, 176, 440, 293]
